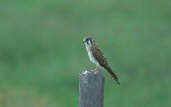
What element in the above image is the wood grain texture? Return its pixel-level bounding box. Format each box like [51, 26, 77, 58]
[79, 70, 104, 107]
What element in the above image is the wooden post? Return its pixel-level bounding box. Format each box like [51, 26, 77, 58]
[79, 70, 104, 107]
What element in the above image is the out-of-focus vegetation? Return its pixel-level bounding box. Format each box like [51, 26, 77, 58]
[0, 0, 171, 107]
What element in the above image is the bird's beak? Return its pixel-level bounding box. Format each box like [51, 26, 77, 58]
[83, 40, 86, 43]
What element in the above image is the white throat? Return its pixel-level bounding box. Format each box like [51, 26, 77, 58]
[84, 43, 100, 67]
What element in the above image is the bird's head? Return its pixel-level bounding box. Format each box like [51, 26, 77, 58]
[83, 36, 94, 46]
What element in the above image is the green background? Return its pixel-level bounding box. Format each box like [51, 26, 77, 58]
[0, 0, 171, 107]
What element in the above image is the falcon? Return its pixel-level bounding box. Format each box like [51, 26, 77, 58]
[83, 36, 120, 85]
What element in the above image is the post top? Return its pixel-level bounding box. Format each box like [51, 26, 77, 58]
[80, 70, 104, 79]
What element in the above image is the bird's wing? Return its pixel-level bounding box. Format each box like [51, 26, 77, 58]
[91, 43, 120, 85]
[90, 43, 108, 67]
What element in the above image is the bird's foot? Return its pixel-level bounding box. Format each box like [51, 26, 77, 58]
[91, 66, 99, 71]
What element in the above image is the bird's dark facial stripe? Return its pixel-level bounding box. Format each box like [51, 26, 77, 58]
[87, 39, 92, 45]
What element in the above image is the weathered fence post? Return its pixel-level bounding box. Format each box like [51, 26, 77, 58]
[79, 70, 104, 107]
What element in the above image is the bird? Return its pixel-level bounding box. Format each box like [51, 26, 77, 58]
[83, 36, 120, 85]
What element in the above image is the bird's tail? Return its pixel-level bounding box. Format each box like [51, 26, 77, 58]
[104, 65, 120, 85]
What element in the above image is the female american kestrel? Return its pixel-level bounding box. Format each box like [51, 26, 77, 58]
[83, 36, 120, 85]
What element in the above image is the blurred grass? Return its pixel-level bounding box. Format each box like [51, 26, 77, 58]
[0, 0, 171, 107]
